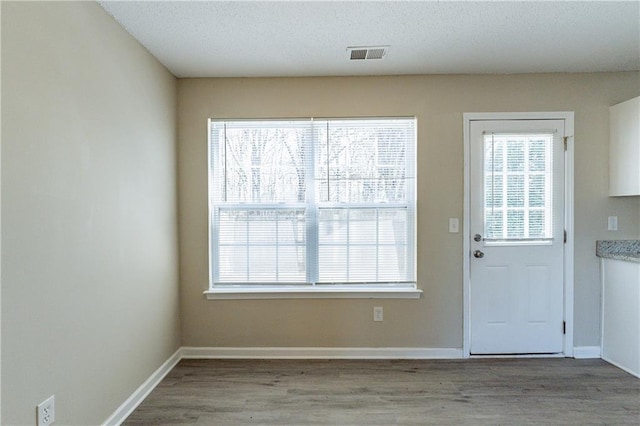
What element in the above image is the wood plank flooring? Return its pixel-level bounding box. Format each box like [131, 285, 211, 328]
[124, 358, 640, 425]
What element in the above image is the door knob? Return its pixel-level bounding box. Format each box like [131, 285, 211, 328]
[473, 250, 484, 259]
[473, 234, 482, 242]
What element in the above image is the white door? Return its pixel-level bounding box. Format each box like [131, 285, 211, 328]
[470, 119, 565, 354]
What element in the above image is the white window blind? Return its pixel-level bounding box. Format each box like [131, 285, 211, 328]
[209, 118, 416, 287]
[484, 133, 553, 242]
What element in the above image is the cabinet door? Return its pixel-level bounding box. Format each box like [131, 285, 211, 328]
[601, 259, 640, 378]
[609, 96, 640, 196]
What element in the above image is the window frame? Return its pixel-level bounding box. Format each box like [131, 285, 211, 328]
[205, 117, 421, 300]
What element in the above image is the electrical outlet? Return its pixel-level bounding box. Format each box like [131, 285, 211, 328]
[37, 395, 55, 426]
[607, 216, 618, 231]
[373, 306, 384, 322]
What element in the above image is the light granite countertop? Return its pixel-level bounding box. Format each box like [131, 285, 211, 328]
[596, 240, 640, 263]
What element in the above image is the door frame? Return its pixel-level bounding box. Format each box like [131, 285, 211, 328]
[463, 112, 575, 358]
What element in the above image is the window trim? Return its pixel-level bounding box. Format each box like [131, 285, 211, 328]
[204, 284, 422, 300]
[206, 117, 420, 300]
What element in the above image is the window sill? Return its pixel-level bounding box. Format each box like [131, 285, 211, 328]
[204, 284, 422, 300]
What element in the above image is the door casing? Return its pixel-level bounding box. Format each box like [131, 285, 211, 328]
[463, 112, 574, 358]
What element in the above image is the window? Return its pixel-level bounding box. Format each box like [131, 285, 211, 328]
[208, 118, 417, 298]
[484, 133, 553, 243]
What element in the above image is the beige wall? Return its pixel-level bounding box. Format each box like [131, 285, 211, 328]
[2, 2, 179, 424]
[1, 1, 638, 421]
[178, 73, 640, 349]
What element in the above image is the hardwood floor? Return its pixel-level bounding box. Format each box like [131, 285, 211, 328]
[124, 358, 640, 425]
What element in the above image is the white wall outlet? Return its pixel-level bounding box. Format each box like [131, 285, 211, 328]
[37, 395, 55, 426]
[449, 218, 459, 233]
[607, 216, 618, 231]
[373, 306, 383, 322]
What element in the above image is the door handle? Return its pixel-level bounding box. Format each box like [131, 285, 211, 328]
[473, 250, 484, 259]
[474, 234, 482, 242]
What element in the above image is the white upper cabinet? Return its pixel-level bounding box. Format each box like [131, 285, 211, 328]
[609, 96, 640, 196]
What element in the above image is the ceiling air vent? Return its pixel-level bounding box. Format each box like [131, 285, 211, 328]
[347, 46, 389, 61]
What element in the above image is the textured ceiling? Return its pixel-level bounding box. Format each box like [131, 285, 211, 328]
[99, 1, 640, 78]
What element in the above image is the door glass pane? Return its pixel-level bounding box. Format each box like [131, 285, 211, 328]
[484, 133, 553, 242]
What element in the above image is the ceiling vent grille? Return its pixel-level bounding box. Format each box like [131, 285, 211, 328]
[347, 46, 389, 61]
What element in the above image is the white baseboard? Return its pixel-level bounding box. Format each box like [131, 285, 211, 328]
[573, 346, 601, 359]
[601, 355, 640, 379]
[471, 353, 564, 359]
[181, 346, 463, 359]
[103, 347, 182, 426]
[102, 345, 462, 424]
[103, 346, 461, 424]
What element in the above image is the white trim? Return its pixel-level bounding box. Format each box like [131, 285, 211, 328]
[462, 112, 575, 121]
[573, 346, 602, 359]
[563, 113, 575, 357]
[209, 118, 417, 287]
[102, 344, 463, 423]
[102, 348, 182, 426]
[471, 353, 565, 359]
[181, 346, 463, 359]
[104, 342, 613, 424]
[0, 1, 3, 414]
[462, 112, 575, 358]
[102, 345, 460, 424]
[462, 115, 471, 358]
[602, 356, 640, 379]
[204, 285, 422, 300]
[600, 257, 606, 362]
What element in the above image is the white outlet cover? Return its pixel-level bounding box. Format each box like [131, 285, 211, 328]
[37, 395, 55, 426]
[373, 306, 384, 321]
[607, 216, 618, 231]
[449, 218, 460, 233]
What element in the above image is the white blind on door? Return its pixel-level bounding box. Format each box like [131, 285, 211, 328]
[484, 133, 553, 242]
